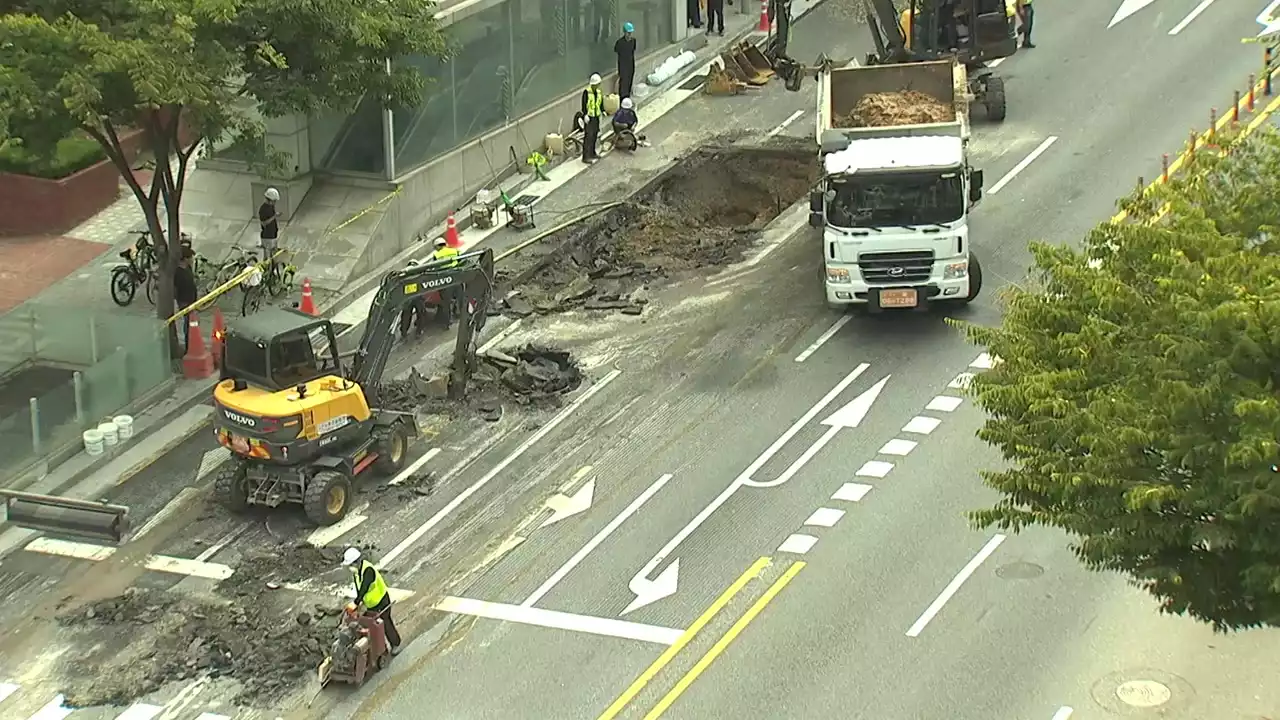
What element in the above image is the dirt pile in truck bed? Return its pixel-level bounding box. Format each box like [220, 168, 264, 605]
[56, 587, 339, 707]
[500, 145, 817, 317]
[837, 90, 952, 128]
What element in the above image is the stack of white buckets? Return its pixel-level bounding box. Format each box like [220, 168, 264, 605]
[82, 415, 135, 456]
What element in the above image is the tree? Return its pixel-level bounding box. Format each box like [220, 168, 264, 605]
[958, 128, 1280, 631]
[0, 0, 449, 347]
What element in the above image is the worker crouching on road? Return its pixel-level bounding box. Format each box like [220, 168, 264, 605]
[399, 259, 430, 340]
[344, 547, 402, 655]
[429, 237, 461, 328]
[611, 98, 650, 151]
[581, 73, 605, 164]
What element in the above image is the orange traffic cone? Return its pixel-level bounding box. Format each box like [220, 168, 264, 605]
[299, 278, 317, 315]
[211, 307, 226, 368]
[182, 314, 215, 379]
[757, 0, 770, 32]
[445, 211, 461, 249]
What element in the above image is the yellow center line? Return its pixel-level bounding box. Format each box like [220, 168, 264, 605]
[642, 560, 807, 719]
[595, 556, 773, 720]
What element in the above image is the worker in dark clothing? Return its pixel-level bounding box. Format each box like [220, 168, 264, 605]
[1017, 0, 1034, 48]
[687, 0, 703, 28]
[429, 237, 461, 327]
[581, 73, 605, 164]
[614, 23, 637, 99]
[344, 548, 402, 654]
[398, 259, 430, 340]
[173, 248, 198, 350]
[707, 0, 725, 35]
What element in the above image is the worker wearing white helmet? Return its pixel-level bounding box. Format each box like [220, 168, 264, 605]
[428, 234, 461, 327]
[580, 73, 605, 164]
[258, 187, 281, 255]
[343, 547, 402, 653]
[612, 96, 648, 150]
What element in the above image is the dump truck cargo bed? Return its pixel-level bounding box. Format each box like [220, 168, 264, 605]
[816, 59, 970, 145]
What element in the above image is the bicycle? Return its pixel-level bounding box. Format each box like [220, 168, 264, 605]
[213, 244, 261, 289]
[240, 252, 299, 316]
[109, 231, 159, 306]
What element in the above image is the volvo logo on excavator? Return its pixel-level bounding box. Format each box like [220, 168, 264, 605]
[223, 410, 257, 427]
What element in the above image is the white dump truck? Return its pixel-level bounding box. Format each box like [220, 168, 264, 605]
[807, 59, 985, 311]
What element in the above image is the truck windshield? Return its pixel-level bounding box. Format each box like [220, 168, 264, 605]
[827, 173, 965, 228]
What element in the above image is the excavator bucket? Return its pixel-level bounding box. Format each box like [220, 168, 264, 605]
[738, 42, 776, 77]
[717, 52, 750, 83]
[0, 489, 131, 545]
[725, 44, 771, 86]
[704, 62, 749, 96]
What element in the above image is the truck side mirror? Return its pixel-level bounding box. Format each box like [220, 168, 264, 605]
[809, 190, 823, 212]
[969, 169, 984, 203]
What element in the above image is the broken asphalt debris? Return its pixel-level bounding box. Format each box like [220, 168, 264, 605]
[499, 144, 817, 317]
[475, 344, 584, 407]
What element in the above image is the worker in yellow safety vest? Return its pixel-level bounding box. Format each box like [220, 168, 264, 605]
[1015, 0, 1034, 48]
[344, 547, 402, 654]
[581, 73, 604, 164]
[429, 237, 460, 327]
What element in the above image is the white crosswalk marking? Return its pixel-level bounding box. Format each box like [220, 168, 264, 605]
[194, 714, 233, 720]
[115, 703, 164, 720]
[0, 682, 17, 704]
[28, 695, 72, 720]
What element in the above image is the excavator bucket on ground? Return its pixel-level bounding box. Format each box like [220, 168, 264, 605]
[722, 44, 771, 86]
[705, 62, 751, 95]
[738, 42, 776, 78]
[1, 489, 131, 544]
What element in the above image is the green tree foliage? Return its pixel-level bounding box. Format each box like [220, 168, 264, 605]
[958, 128, 1280, 631]
[0, 0, 448, 333]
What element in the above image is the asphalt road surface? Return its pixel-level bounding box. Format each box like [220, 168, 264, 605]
[321, 2, 1280, 719]
[4, 1, 1279, 719]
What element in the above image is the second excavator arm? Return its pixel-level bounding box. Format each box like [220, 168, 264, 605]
[350, 247, 496, 403]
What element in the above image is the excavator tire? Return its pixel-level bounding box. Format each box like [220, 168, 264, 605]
[304, 470, 353, 526]
[984, 76, 1007, 122]
[373, 423, 409, 475]
[213, 460, 250, 512]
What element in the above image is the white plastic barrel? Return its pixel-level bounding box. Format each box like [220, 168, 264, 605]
[83, 429, 105, 455]
[98, 421, 119, 447]
[113, 415, 134, 440]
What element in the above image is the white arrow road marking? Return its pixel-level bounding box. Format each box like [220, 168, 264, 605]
[1109, 0, 1158, 28]
[540, 477, 596, 529]
[745, 374, 890, 489]
[1260, 0, 1280, 36]
[1168, 0, 1215, 35]
[622, 364, 871, 616]
[524, 474, 672, 608]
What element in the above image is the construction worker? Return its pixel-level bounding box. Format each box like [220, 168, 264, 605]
[399, 259, 430, 340]
[343, 547, 402, 654]
[1016, 0, 1034, 48]
[581, 74, 604, 164]
[429, 237, 460, 327]
[614, 23, 637, 99]
[706, 0, 725, 36]
[611, 98, 649, 150]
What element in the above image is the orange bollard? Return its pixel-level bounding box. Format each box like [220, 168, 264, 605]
[182, 313, 215, 379]
[444, 211, 461, 249]
[1161, 154, 1169, 183]
[757, 0, 771, 32]
[211, 307, 226, 368]
[1233, 91, 1241, 124]
[1249, 75, 1257, 111]
[299, 277, 317, 315]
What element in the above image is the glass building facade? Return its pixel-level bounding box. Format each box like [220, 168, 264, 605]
[311, 0, 676, 178]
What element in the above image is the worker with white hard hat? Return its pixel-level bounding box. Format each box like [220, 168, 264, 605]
[344, 547, 402, 654]
[428, 235, 461, 327]
[258, 187, 282, 256]
[580, 73, 605, 164]
[611, 97, 648, 151]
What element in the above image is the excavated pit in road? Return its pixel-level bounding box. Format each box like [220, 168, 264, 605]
[498, 142, 818, 317]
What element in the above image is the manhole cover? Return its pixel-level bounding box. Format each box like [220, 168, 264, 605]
[1116, 680, 1172, 708]
[995, 561, 1044, 580]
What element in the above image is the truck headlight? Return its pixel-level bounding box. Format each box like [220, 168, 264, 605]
[943, 261, 968, 280]
[827, 267, 851, 284]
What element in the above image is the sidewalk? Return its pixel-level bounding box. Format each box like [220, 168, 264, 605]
[0, 8, 803, 502]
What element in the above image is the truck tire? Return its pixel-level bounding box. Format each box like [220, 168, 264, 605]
[984, 77, 1007, 122]
[373, 423, 409, 475]
[304, 470, 353, 526]
[213, 461, 250, 512]
[964, 253, 984, 303]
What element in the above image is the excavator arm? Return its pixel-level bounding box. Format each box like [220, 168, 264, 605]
[351, 247, 495, 402]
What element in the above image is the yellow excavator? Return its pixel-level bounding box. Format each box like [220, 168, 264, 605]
[209, 248, 495, 525]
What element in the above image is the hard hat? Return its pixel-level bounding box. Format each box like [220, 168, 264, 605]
[589, 73, 602, 85]
[264, 187, 280, 202]
[433, 237, 447, 248]
[621, 98, 634, 110]
[623, 22, 634, 32]
[343, 547, 362, 565]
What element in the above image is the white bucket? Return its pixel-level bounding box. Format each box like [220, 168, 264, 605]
[113, 415, 134, 440]
[98, 422, 119, 447]
[83, 429, 105, 455]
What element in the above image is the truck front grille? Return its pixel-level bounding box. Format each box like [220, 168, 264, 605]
[858, 250, 935, 285]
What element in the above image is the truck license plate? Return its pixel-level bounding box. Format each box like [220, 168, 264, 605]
[879, 288, 918, 308]
[231, 435, 250, 453]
